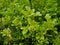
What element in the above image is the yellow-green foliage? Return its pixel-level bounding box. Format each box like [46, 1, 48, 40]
[0, 0, 60, 45]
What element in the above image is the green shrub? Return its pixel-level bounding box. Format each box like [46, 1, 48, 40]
[0, 0, 60, 45]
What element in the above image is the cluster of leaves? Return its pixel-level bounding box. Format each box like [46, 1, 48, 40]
[0, 0, 60, 45]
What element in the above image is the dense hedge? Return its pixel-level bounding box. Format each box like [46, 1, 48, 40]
[0, 0, 60, 45]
